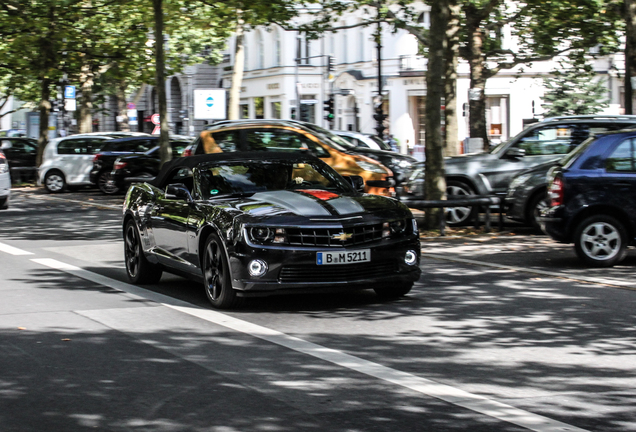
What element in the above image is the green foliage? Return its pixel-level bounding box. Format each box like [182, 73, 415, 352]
[541, 52, 609, 117]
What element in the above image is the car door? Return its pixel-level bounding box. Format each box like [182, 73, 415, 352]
[486, 124, 586, 192]
[150, 167, 195, 271]
[600, 137, 636, 217]
[57, 137, 107, 183]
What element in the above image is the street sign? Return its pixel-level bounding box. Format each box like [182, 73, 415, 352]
[127, 109, 138, 126]
[64, 99, 76, 111]
[150, 113, 161, 134]
[127, 102, 136, 110]
[194, 89, 227, 120]
[64, 86, 76, 99]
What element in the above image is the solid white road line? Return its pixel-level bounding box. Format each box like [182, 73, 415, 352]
[0, 242, 33, 255]
[31, 257, 587, 432]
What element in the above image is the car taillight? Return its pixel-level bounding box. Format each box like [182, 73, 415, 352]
[93, 154, 102, 162]
[113, 161, 127, 170]
[548, 175, 564, 207]
[183, 148, 192, 157]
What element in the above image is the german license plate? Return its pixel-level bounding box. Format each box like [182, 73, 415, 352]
[316, 249, 371, 265]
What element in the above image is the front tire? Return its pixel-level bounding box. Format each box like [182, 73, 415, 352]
[44, 170, 66, 193]
[374, 283, 413, 298]
[574, 215, 628, 267]
[203, 233, 242, 309]
[446, 180, 476, 226]
[527, 190, 548, 232]
[124, 220, 163, 284]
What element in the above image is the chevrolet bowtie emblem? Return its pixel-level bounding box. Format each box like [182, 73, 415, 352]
[332, 232, 352, 241]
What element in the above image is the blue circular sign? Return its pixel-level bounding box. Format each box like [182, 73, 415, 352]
[206, 97, 214, 107]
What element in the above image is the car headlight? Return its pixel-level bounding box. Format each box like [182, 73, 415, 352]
[508, 173, 532, 191]
[247, 227, 287, 244]
[382, 219, 409, 238]
[356, 160, 389, 174]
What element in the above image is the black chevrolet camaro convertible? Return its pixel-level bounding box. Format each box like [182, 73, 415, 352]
[122, 152, 422, 308]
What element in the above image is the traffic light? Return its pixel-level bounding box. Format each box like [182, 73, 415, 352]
[178, 109, 188, 119]
[327, 55, 335, 72]
[290, 107, 296, 120]
[373, 103, 387, 122]
[299, 103, 310, 122]
[323, 95, 334, 122]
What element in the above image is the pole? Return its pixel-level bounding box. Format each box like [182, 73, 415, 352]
[295, 32, 301, 119]
[375, 19, 385, 137]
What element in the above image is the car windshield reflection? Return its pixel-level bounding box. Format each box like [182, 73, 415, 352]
[198, 160, 351, 200]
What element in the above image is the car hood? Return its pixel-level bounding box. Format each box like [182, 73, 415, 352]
[206, 189, 407, 219]
[354, 147, 416, 162]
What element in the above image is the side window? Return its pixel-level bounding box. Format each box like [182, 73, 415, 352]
[57, 139, 82, 154]
[199, 130, 237, 154]
[170, 140, 191, 157]
[85, 139, 105, 154]
[22, 140, 37, 154]
[606, 139, 636, 172]
[245, 129, 305, 151]
[516, 125, 585, 155]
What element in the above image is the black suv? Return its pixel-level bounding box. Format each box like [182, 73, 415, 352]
[539, 129, 636, 267]
[404, 115, 636, 226]
[90, 136, 160, 194]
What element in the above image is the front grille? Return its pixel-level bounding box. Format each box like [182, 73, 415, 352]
[279, 261, 398, 283]
[286, 224, 384, 247]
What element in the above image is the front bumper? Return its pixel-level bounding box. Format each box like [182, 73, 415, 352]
[228, 237, 422, 296]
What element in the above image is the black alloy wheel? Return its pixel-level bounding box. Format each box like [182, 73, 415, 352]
[527, 190, 548, 232]
[573, 215, 628, 267]
[203, 233, 242, 309]
[98, 171, 120, 195]
[124, 220, 163, 284]
[446, 180, 476, 226]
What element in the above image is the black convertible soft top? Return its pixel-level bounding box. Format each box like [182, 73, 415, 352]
[151, 151, 326, 188]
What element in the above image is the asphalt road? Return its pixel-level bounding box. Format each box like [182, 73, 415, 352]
[1, 187, 635, 432]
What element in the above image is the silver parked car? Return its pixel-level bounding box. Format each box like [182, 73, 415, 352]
[0, 148, 10, 209]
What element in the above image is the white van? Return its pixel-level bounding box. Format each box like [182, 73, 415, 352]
[38, 135, 114, 193]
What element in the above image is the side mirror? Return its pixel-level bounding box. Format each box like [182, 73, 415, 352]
[165, 183, 193, 202]
[344, 175, 365, 192]
[506, 147, 526, 159]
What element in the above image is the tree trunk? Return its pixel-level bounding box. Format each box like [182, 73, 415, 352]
[79, 63, 94, 134]
[626, 0, 636, 114]
[466, 23, 490, 150]
[229, 13, 245, 120]
[154, 0, 171, 166]
[36, 79, 51, 167]
[444, 0, 460, 156]
[424, 0, 448, 230]
[117, 79, 130, 132]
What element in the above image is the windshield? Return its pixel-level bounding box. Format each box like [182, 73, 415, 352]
[198, 159, 353, 200]
[367, 135, 393, 151]
[299, 123, 351, 152]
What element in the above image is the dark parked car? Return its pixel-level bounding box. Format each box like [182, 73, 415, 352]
[539, 129, 636, 267]
[403, 115, 636, 226]
[108, 136, 194, 193]
[122, 152, 422, 308]
[90, 136, 183, 194]
[0, 137, 38, 182]
[331, 130, 417, 184]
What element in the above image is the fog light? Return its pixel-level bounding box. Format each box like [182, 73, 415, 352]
[248, 259, 268, 277]
[405, 250, 418, 266]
